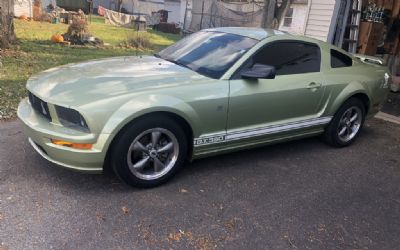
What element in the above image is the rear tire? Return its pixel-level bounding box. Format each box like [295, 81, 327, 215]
[111, 115, 188, 188]
[323, 98, 366, 147]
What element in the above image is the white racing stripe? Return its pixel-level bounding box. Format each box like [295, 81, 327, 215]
[194, 116, 332, 146]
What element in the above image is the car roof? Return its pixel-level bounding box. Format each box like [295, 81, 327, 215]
[203, 27, 290, 40]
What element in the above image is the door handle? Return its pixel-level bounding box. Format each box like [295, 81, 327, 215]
[306, 82, 322, 89]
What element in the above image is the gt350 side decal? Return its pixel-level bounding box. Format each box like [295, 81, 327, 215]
[194, 117, 332, 146]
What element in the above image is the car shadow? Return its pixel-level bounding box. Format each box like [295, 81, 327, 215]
[23, 135, 331, 192]
[19, 119, 383, 192]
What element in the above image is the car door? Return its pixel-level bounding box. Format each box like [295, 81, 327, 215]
[227, 40, 327, 142]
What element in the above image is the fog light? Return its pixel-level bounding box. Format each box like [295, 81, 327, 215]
[51, 139, 93, 150]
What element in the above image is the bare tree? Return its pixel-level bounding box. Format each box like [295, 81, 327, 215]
[261, 0, 291, 29]
[0, 0, 16, 49]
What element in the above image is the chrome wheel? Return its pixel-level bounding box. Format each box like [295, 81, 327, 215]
[337, 106, 362, 143]
[127, 128, 179, 180]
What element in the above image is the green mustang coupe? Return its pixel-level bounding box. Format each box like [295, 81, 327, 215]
[18, 27, 390, 187]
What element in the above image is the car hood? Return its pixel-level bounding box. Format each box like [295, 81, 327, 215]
[27, 56, 205, 107]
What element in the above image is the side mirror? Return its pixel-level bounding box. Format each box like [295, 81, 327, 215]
[241, 64, 276, 80]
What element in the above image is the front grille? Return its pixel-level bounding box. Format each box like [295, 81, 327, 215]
[28, 92, 51, 121]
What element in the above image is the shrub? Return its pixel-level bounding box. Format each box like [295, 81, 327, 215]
[66, 16, 90, 39]
[125, 32, 152, 50]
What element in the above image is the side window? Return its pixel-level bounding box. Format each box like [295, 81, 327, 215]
[331, 49, 353, 68]
[252, 42, 321, 75]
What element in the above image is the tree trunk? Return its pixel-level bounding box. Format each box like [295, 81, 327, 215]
[261, 0, 276, 28]
[261, 0, 292, 29]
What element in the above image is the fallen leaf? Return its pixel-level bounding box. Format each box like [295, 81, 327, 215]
[121, 206, 129, 214]
[224, 218, 236, 231]
[180, 188, 188, 193]
[168, 232, 183, 242]
[96, 212, 105, 221]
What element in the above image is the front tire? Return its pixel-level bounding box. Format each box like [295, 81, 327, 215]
[111, 115, 188, 188]
[323, 98, 366, 147]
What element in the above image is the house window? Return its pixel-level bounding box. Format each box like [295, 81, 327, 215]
[283, 7, 294, 27]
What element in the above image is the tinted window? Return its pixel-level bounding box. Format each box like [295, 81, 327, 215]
[331, 49, 353, 68]
[157, 31, 258, 79]
[252, 42, 321, 75]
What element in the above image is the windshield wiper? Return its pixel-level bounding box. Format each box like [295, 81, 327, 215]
[153, 53, 161, 58]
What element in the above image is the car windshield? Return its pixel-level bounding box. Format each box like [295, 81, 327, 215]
[156, 31, 258, 79]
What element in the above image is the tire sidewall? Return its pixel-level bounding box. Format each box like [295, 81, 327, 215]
[112, 115, 188, 188]
[325, 98, 366, 147]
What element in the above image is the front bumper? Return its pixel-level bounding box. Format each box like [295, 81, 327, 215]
[17, 98, 108, 173]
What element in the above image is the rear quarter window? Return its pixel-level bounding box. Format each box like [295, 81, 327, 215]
[331, 49, 353, 68]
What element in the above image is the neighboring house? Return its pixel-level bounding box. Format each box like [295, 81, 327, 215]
[279, 0, 338, 42]
[278, 0, 308, 35]
[164, 0, 180, 23]
[304, 0, 336, 41]
[12, 0, 33, 17]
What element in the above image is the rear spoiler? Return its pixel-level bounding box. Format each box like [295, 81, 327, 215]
[354, 54, 385, 65]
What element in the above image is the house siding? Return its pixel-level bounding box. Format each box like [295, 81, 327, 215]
[164, 1, 180, 23]
[279, 3, 308, 35]
[304, 0, 336, 41]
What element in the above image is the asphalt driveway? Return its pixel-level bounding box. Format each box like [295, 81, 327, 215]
[0, 118, 399, 249]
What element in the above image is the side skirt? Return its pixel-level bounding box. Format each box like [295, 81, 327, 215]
[192, 117, 332, 159]
[192, 129, 324, 159]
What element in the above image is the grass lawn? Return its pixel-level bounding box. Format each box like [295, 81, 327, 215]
[0, 17, 180, 119]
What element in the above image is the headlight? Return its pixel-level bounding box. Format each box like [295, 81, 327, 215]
[55, 106, 90, 133]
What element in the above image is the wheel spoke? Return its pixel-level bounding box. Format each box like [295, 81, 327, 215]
[346, 126, 353, 136]
[133, 141, 148, 153]
[152, 131, 161, 146]
[157, 142, 174, 154]
[153, 158, 165, 172]
[350, 113, 358, 123]
[346, 110, 352, 120]
[132, 156, 150, 171]
[339, 126, 347, 136]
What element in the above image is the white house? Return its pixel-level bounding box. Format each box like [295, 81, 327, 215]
[279, 0, 338, 42]
[11, 0, 33, 17]
[164, 0, 180, 24]
[278, 0, 309, 35]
